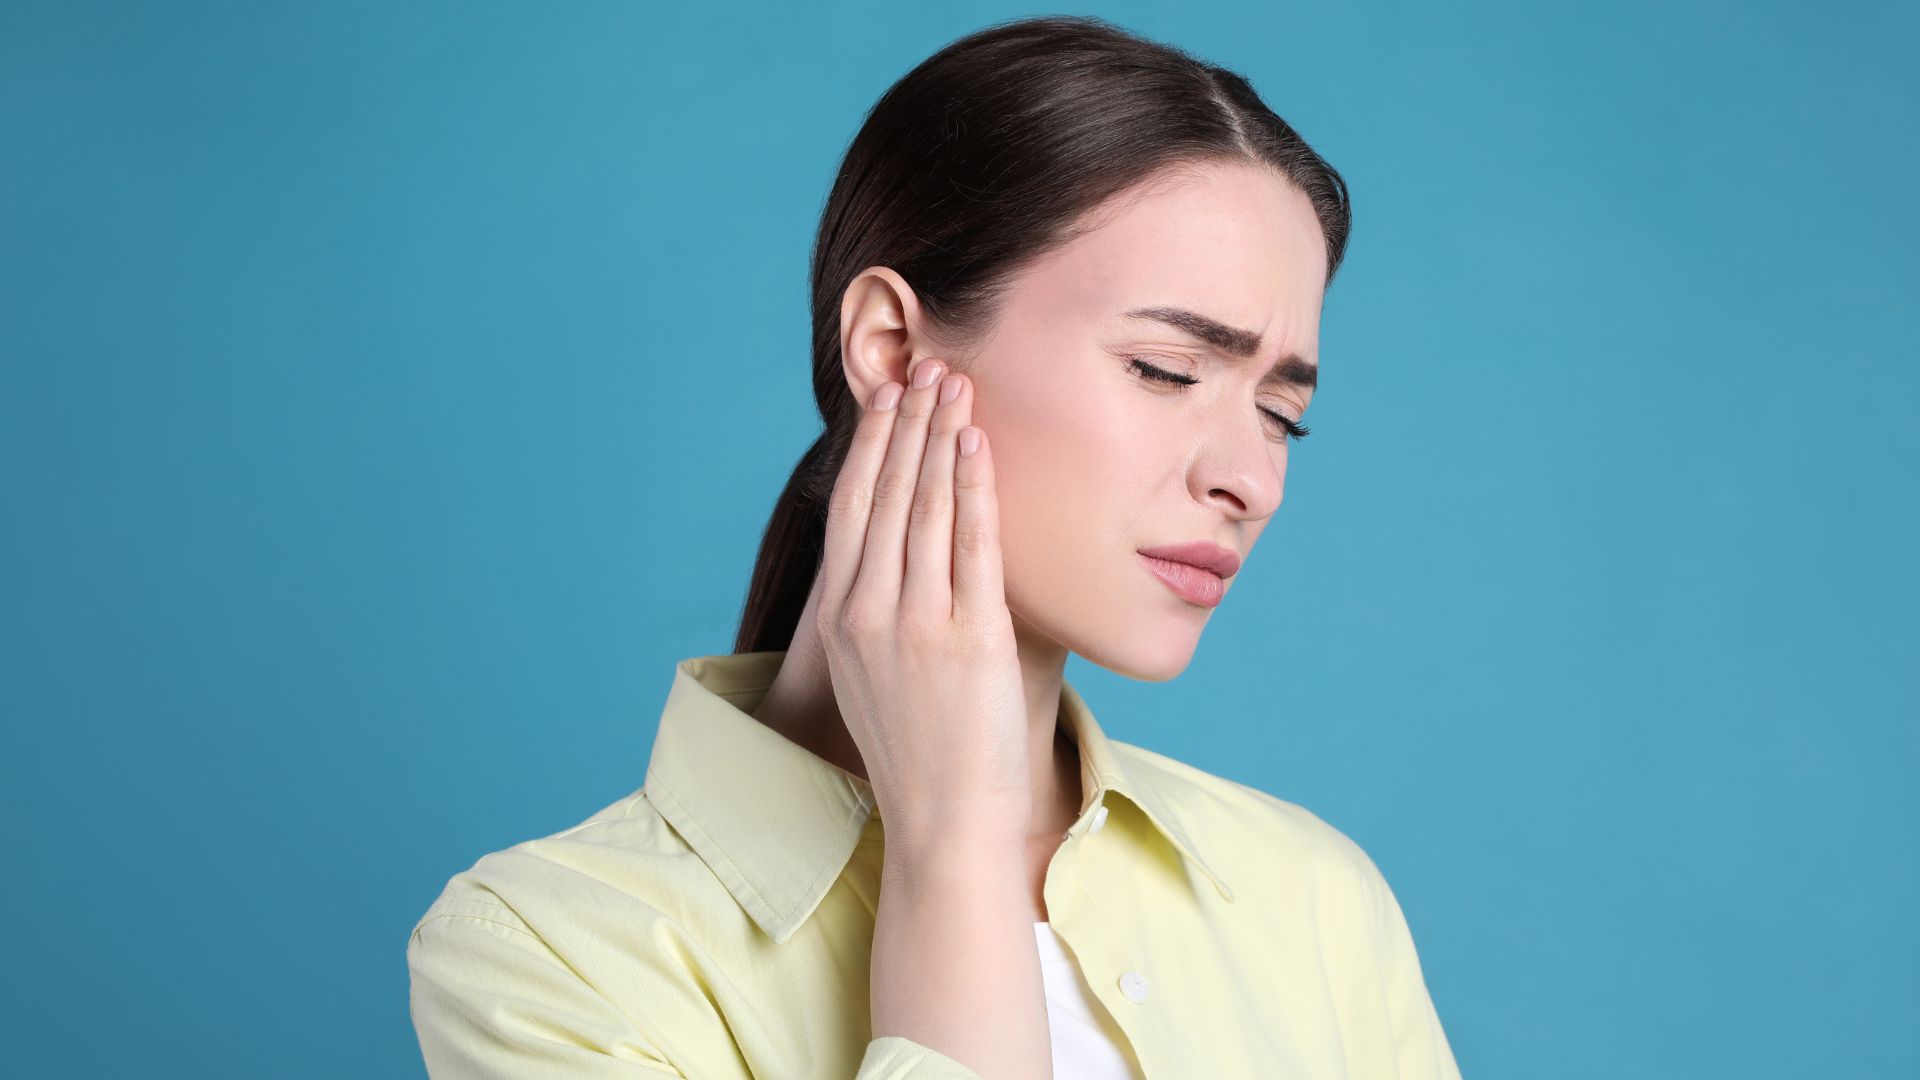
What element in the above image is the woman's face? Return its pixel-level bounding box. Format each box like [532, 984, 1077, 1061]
[839, 160, 1326, 681]
[959, 162, 1326, 681]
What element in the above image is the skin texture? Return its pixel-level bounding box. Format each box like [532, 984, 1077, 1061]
[752, 160, 1327, 917]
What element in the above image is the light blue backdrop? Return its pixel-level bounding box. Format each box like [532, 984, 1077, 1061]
[3, 2, 1913, 1077]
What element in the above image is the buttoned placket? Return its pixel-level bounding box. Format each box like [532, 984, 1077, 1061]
[1053, 790, 1159, 1077]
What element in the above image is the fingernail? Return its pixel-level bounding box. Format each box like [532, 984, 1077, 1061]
[912, 360, 943, 389]
[873, 382, 902, 410]
[938, 374, 961, 405]
[958, 427, 981, 456]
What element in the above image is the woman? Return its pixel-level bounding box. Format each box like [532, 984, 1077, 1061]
[409, 15, 1461, 1080]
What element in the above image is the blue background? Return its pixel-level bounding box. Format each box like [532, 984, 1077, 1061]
[3, 2, 1914, 1076]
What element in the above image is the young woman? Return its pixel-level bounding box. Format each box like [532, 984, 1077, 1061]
[410, 16, 1461, 1080]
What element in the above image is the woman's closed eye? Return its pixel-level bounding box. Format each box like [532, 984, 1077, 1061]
[1123, 355, 1311, 442]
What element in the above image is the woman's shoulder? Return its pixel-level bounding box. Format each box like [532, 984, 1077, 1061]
[408, 783, 727, 947]
[1106, 737, 1397, 904]
[405, 786, 766, 1077]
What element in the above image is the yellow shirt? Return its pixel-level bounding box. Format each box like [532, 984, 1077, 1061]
[407, 650, 1463, 1079]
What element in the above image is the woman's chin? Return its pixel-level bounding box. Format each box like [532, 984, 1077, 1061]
[1072, 620, 1202, 682]
[1008, 576, 1207, 681]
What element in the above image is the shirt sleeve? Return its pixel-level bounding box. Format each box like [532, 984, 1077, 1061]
[1355, 854, 1465, 1080]
[407, 908, 685, 1077]
[408, 904, 985, 1080]
[854, 1036, 988, 1079]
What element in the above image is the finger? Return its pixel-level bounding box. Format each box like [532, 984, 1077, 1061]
[849, 358, 946, 612]
[902, 371, 970, 617]
[817, 378, 904, 610]
[949, 422, 1006, 627]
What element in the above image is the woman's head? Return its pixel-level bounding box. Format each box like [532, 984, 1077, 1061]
[736, 15, 1350, 680]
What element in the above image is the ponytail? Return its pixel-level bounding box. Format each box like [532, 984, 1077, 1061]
[733, 431, 835, 654]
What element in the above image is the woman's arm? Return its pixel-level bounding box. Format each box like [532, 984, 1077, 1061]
[809, 361, 1053, 1080]
[1364, 863, 1463, 1080]
[869, 830, 1046, 1080]
[407, 906, 686, 1078]
[406, 898, 993, 1079]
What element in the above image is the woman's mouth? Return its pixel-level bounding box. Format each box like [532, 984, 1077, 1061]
[1138, 553, 1226, 608]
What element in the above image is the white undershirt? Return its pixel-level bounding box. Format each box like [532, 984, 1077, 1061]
[1033, 921, 1145, 1079]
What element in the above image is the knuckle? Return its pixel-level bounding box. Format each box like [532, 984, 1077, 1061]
[953, 521, 994, 557]
[909, 483, 947, 522]
[827, 480, 869, 521]
[835, 600, 886, 643]
[812, 604, 842, 643]
[871, 468, 914, 506]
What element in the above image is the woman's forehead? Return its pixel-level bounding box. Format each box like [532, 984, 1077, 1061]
[1009, 165, 1328, 331]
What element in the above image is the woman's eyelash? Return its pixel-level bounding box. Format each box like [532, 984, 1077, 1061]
[1124, 356, 1312, 442]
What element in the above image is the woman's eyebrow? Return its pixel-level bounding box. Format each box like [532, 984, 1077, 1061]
[1120, 305, 1317, 391]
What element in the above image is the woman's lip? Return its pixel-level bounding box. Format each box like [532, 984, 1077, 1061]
[1137, 541, 1241, 578]
[1139, 553, 1225, 608]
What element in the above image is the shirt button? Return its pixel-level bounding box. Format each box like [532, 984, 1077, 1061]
[1118, 971, 1150, 1003]
[1090, 804, 1109, 833]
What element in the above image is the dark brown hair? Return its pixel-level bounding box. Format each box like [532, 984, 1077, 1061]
[732, 14, 1351, 654]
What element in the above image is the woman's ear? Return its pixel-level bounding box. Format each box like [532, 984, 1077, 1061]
[838, 265, 932, 407]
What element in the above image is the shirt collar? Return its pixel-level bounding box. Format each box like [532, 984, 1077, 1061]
[641, 651, 1235, 944]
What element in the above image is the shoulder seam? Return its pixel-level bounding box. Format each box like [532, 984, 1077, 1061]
[411, 910, 542, 944]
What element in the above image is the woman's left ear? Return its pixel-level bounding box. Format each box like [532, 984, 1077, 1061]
[838, 265, 931, 406]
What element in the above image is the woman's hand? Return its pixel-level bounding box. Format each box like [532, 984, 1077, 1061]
[810, 358, 1031, 851]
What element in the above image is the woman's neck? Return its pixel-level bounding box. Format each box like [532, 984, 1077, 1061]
[746, 583, 1085, 845]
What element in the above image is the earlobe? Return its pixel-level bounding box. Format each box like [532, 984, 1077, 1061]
[839, 265, 925, 406]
